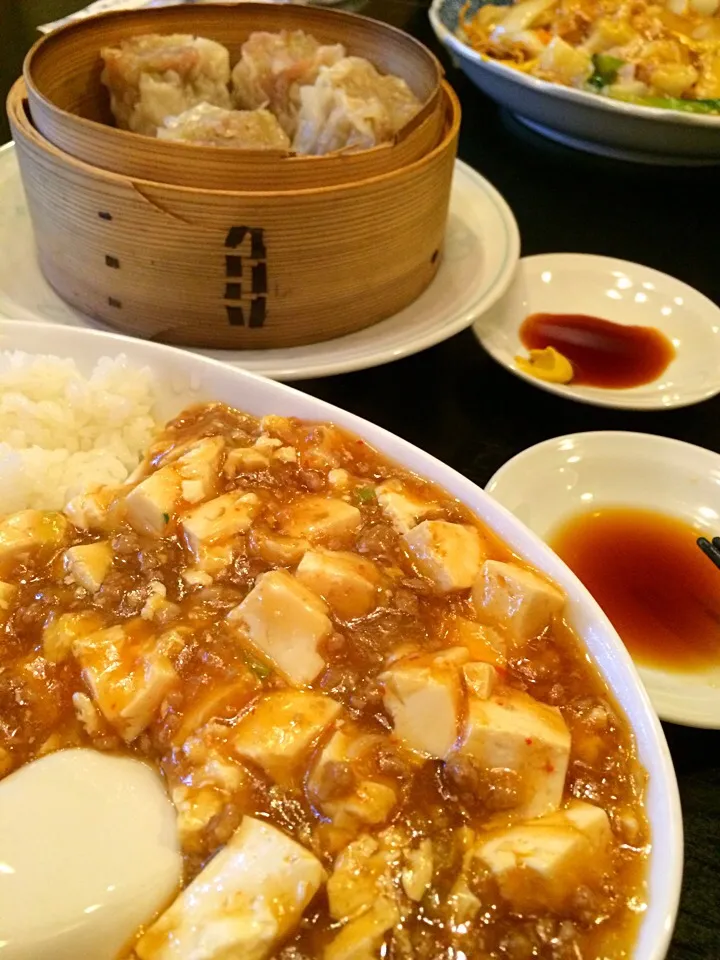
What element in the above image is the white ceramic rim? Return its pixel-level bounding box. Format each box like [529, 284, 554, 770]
[487, 428, 720, 728]
[0, 318, 683, 960]
[429, 0, 720, 131]
[0, 145, 520, 381]
[473, 252, 720, 411]
[513, 114, 720, 166]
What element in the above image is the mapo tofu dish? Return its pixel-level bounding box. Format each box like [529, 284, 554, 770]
[0, 402, 649, 959]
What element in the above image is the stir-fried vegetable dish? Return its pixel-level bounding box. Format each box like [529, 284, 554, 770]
[460, 0, 720, 112]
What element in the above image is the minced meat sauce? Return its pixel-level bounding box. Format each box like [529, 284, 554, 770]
[0, 403, 649, 960]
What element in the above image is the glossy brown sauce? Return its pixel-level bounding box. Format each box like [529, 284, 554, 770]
[551, 506, 720, 671]
[0, 405, 650, 960]
[520, 313, 675, 388]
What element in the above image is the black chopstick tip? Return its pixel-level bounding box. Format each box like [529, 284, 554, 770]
[697, 536, 720, 571]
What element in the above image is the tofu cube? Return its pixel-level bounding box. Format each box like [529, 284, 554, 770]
[376, 479, 435, 533]
[308, 730, 397, 829]
[462, 662, 497, 700]
[334, 781, 397, 830]
[295, 550, 381, 619]
[451, 617, 506, 665]
[124, 466, 181, 536]
[174, 675, 261, 744]
[176, 437, 225, 503]
[117, 660, 178, 742]
[325, 897, 400, 960]
[225, 445, 271, 476]
[233, 689, 341, 783]
[73, 622, 179, 742]
[182, 731, 249, 794]
[472, 560, 565, 644]
[171, 784, 227, 851]
[136, 816, 326, 960]
[381, 648, 469, 758]
[64, 490, 113, 532]
[453, 688, 570, 817]
[42, 611, 104, 664]
[475, 800, 612, 913]
[249, 529, 309, 566]
[181, 480, 204, 504]
[0, 510, 69, 565]
[403, 521, 484, 592]
[281, 496, 362, 543]
[63, 541, 113, 593]
[327, 834, 390, 921]
[181, 491, 260, 558]
[228, 570, 331, 686]
[192, 542, 235, 576]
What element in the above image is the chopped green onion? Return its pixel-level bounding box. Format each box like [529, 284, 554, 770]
[355, 486, 377, 504]
[246, 656, 272, 680]
[162, 512, 170, 524]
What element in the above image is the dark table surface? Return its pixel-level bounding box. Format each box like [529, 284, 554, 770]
[2, 1, 720, 957]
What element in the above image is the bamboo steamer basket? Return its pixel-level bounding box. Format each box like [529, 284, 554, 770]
[8, 78, 460, 350]
[23, 3, 445, 191]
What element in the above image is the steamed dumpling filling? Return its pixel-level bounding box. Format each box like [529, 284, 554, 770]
[101, 33, 231, 136]
[292, 56, 423, 155]
[230, 29, 347, 136]
[158, 102, 291, 149]
[101, 29, 423, 153]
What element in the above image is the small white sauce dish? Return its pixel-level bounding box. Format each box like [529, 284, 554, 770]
[473, 253, 720, 410]
[487, 430, 720, 728]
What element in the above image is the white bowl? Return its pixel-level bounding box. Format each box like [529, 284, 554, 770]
[0, 319, 682, 960]
[473, 253, 720, 410]
[429, 0, 720, 162]
[487, 430, 720, 728]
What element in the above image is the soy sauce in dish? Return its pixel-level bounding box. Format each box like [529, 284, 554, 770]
[520, 313, 675, 388]
[550, 506, 720, 671]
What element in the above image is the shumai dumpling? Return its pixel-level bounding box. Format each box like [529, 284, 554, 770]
[158, 103, 291, 149]
[101, 33, 231, 136]
[292, 56, 422, 156]
[231, 29, 346, 136]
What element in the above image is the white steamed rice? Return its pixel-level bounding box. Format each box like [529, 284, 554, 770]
[0, 352, 159, 512]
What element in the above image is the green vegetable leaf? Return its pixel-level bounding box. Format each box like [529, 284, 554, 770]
[588, 53, 625, 89]
[609, 92, 720, 115]
[162, 512, 170, 524]
[355, 486, 377, 504]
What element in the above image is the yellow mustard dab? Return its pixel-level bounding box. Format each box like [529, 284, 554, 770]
[515, 347, 574, 384]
